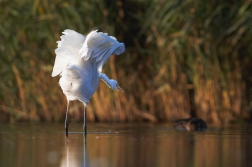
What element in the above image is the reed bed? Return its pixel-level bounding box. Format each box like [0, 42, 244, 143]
[0, 0, 252, 124]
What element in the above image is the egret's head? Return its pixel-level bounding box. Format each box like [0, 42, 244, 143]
[109, 80, 124, 92]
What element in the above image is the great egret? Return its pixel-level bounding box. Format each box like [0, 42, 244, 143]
[51, 29, 125, 137]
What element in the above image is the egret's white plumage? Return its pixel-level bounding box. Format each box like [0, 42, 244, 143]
[51, 29, 125, 137]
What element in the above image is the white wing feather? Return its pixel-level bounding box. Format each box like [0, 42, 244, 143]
[52, 29, 86, 77]
[79, 30, 125, 72]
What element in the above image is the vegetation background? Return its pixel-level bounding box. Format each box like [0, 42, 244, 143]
[1, 0, 252, 125]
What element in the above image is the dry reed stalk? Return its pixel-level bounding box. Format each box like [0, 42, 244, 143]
[0, 105, 28, 120]
[12, 64, 27, 120]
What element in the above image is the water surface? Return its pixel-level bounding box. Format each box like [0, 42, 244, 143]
[0, 123, 252, 167]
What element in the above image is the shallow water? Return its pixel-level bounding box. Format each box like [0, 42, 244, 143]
[0, 123, 252, 167]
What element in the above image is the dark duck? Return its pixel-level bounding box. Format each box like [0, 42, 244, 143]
[174, 117, 207, 131]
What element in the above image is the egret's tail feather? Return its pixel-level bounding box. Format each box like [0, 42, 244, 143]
[52, 29, 86, 77]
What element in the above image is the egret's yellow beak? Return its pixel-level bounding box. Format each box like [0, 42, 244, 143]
[117, 85, 124, 92]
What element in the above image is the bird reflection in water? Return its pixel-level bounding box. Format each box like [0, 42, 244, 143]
[61, 134, 89, 167]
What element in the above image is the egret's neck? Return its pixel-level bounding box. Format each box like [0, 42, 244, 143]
[98, 73, 112, 87]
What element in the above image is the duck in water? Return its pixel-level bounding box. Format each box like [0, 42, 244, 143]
[174, 117, 207, 131]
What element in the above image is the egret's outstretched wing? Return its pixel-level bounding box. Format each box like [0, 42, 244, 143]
[79, 30, 125, 72]
[52, 29, 86, 77]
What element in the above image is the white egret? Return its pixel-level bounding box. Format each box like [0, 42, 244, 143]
[51, 29, 125, 137]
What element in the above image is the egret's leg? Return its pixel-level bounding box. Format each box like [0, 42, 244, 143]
[65, 100, 70, 138]
[83, 105, 87, 136]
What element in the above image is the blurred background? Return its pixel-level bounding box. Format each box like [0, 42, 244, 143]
[1, 0, 252, 125]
